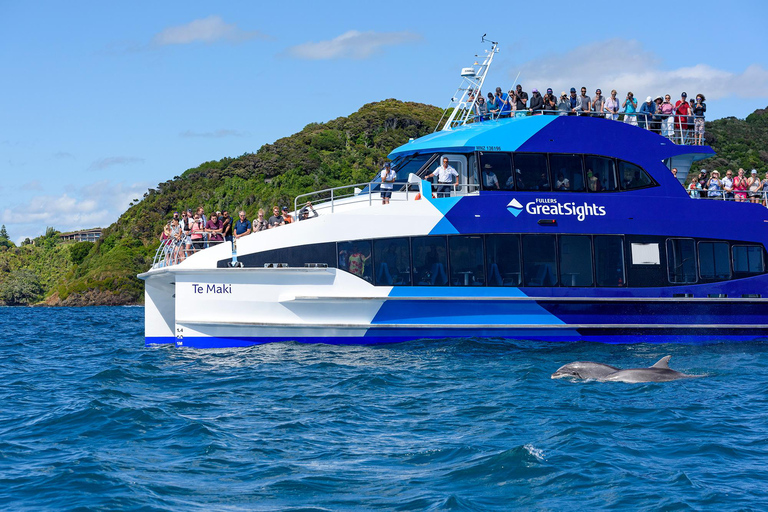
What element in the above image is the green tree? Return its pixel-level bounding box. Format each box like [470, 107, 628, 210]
[0, 269, 43, 305]
[0, 225, 12, 250]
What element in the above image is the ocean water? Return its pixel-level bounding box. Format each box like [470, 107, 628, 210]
[1, 307, 768, 511]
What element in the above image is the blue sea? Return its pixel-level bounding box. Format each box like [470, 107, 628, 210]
[2, 307, 768, 511]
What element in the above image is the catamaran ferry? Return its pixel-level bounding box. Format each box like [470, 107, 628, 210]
[139, 43, 768, 348]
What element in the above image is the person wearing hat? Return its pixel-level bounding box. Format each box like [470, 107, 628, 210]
[568, 87, 580, 115]
[299, 201, 318, 221]
[486, 92, 501, 118]
[281, 206, 293, 224]
[697, 169, 709, 198]
[543, 88, 555, 108]
[674, 92, 691, 144]
[514, 84, 528, 112]
[650, 96, 664, 135]
[638, 95, 655, 130]
[748, 169, 762, 204]
[557, 92, 570, 116]
[380, 162, 396, 205]
[693, 94, 707, 145]
[707, 170, 722, 198]
[528, 88, 544, 115]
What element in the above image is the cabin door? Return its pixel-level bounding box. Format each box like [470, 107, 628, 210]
[442, 154, 472, 195]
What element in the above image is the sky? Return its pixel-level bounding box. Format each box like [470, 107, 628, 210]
[1, 0, 767, 244]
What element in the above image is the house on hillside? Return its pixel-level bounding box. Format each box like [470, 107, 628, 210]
[58, 228, 102, 243]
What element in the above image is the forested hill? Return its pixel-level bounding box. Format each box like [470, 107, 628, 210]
[0, 99, 443, 305]
[0, 102, 767, 306]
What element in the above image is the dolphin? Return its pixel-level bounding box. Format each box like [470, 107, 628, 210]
[551, 356, 703, 383]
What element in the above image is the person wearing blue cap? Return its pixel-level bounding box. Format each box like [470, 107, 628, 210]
[568, 88, 580, 115]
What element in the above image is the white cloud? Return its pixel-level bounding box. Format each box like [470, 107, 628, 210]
[286, 30, 421, 60]
[88, 156, 144, 171]
[180, 129, 248, 138]
[152, 15, 268, 46]
[2, 180, 151, 244]
[512, 39, 768, 102]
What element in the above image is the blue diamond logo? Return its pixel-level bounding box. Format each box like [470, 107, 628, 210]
[507, 198, 523, 217]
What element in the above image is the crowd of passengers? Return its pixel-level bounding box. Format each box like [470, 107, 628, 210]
[159, 202, 318, 263]
[471, 84, 707, 144]
[682, 167, 768, 204]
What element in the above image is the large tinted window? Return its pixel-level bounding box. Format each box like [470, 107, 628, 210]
[479, 152, 512, 191]
[522, 235, 557, 286]
[550, 154, 585, 192]
[412, 236, 448, 286]
[585, 155, 618, 192]
[594, 236, 625, 286]
[559, 235, 593, 286]
[373, 238, 411, 286]
[619, 161, 655, 190]
[449, 236, 485, 286]
[226, 242, 337, 268]
[395, 153, 434, 181]
[486, 235, 521, 286]
[733, 245, 765, 275]
[667, 238, 697, 283]
[698, 241, 731, 280]
[338, 240, 373, 282]
[514, 153, 549, 191]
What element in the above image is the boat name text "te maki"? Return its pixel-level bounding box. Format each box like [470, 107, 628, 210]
[192, 284, 232, 294]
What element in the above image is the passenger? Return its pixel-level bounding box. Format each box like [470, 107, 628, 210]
[482, 166, 500, 189]
[622, 92, 637, 126]
[708, 170, 722, 198]
[651, 96, 664, 134]
[196, 206, 208, 248]
[671, 167, 678, 179]
[221, 211, 233, 242]
[252, 208, 269, 232]
[190, 214, 204, 252]
[557, 92, 570, 116]
[592, 89, 605, 118]
[688, 177, 702, 198]
[734, 168, 748, 202]
[348, 244, 370, 279]
[638, 96, 655, 130]
[282, 206, 293, 224]
[722, 170, 734, 200]
[268, 206, 284, 228]
[499, 90, 512, 117]
[205, 213, 223, 245]
[182, 210, 193, 258]
[555, 172, 570, 191]
[424, 157, 459, 198]
[587, 170, 602, 191]
[514, 84, 528, 112]
[543, 94, 557, 115]
[169, 218, 183, 263]
[568, 88, 580, 115]
[299, 201, 318, 220]
[537, 172, 549, 191]
[675, 92, 691, 143]
[234, 210, 251, 239]
[495, 86, 507, 105]
[697, 170, 709, 198]
[748, 169, 762, 204]
[543, 87, 555, 105]
[605, 90, 619, 120]
[380, 162, 396, 204]
[693, 94, 706, 145]
[160, 223, 172, 266]
[506, 90, 518, 116]
[660, 95, 675, 138]
[762, 172, 768, 206]
[578, 87, 591, 115]
[487, 92, 501, 117]
[476, 96, 489, 122]
[528, 89, 544, 115]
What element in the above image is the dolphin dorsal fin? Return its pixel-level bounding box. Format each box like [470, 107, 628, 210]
[651, 356, 672, 369]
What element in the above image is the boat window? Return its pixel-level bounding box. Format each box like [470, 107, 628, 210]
[513, 153, 549, 191]
[698, 241, 731, 280]
[559, 235, 593, 286]
[338, 240, 373, 282]
[412, 236, 448, 286]
[732, 245, 765, 275]
[594, 236, 626, 286]
[394, 153, 435, 181]
[522, 235, 557, 286]
[666, 238, 697, 284]
[584, 156, 618, 192]
[549, 154, 585, 192]
[479, 152, 513, 191]
[631, 243, 660, 265]
[619, 161, 656, 191]
[486, 235, 521, 286]
[227, 242, 337, 268]
[373, 238, 411, 286]
[449, 236, 485, 286]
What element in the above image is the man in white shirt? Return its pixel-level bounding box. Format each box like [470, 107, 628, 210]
[380, 162, 396, 204]
[482, 168, 499, 190]
[424, 157, 459, 197]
